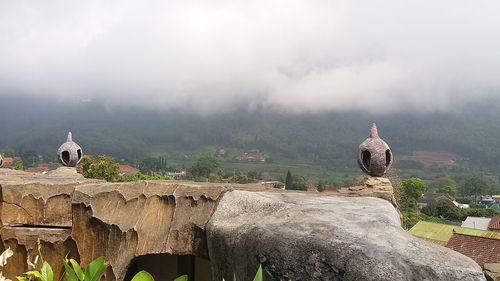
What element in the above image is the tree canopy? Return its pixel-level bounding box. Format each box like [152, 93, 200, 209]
[431, 177, 457, 197]
[187, 157, 220, 180]
[78, 155, 120, 182]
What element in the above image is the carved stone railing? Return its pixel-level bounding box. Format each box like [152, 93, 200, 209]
[0, 168, 485, 281]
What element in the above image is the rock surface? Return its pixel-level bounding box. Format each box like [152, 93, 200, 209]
[207, 190, 486, 281]
[338, 176, 397, 204]
[72, 181, 231, 280]
[0, 167, 101, 227]
[0, 226, 78, 278]
[484, 263, 500, 281]
[0, 169, 487, 281]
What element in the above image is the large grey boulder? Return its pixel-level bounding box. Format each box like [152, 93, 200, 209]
[207, 191, 486, 281]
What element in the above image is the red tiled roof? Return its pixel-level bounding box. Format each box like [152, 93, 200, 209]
[324, 186, 339, 192]
[489, 215, 500, 230]
[3, 157, 14, 165]
[119, 165, 139, 175]
[445, 232, 500, 266]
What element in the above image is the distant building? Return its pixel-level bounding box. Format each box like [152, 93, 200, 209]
[461, 217, 492, 231]
[26, 163, 50, 173]
[446, 232, 500, 267]
[235, 152, 266, 162]
[480, 197, 497, 206]
[323, 185, 339, 192]
[215, 147, 226, 157]
[261, 181, 284, 189]
[417, 192, 455, 208]
[489, 204, 500, 213]
[409, 221, 500, 246]
[119, 165, 140, 176]
[2, 157, 14, 166]
[488, 215, 500, 232]
[167, 171, 186, 179]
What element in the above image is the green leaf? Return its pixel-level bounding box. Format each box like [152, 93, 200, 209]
[84, 256, 107, 281]
[41, 262, 54, 281]
[174, 275, 188, 281]
[63, 259, 79, 281]
[252, 265, 263, 281]
[69, 259, 85, 281]
[131, 271, 155, 281]
[16, 276, 30, 281]
[24, 271, 41, 278]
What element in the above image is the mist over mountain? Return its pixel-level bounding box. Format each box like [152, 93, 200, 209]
[2, 1, 500, 114]
[1, 96, 500, 174]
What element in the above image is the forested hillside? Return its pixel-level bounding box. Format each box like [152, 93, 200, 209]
[1, 95, 499, 175]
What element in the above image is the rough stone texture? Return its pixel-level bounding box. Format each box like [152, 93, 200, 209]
[338, 176, 396, 203]
[485, 263, 500, 281]
[0, 226, 79, 280]
[0, 168, 487, 281]
[207, 190, 486, 281]
[0, 167, 101, 227]
[71, 181, 231, 280]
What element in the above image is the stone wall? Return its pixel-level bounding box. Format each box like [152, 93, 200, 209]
[0, 168, 486, 281]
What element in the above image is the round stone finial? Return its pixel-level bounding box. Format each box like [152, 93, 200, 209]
[357, 123, 393, 177]
[57, 132, 83, 167]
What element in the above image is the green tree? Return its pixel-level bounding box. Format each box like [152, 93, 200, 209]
[463, 206, 498, 218]
[78, 155, 120, 182]
[14, 160, 24, 170]
[1, 147, 15, 157]
[461, 176, 488, 203]
[230, 172, 250, 184]
[431, 177, 457, 197]
[402, 177, 427, 200]
[285, 172, 307, 191]
[20, 150, 39, 168]
[208, 172, 223, 183]
[187, 157, 219, 180]
[316, 180, 326, 192]
[435, 200, 462, 221]
[391, 174, 429, 229]
[285, 170, 293, 189]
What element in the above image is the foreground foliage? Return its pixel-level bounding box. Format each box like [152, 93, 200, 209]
[11, 246, 263, 281]
[78, 155, 170, 182]
[78, 155, 120, 182]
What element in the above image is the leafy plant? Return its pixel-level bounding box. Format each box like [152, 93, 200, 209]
[16, 262, 53, 281]
[252, 265, 262, 281]
[63, 256, 108, 281]
[131, 270, 187, 281]
[78, 155, 120, 182]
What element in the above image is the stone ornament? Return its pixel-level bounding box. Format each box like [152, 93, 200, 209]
[357, 123, 393, 177]
[57, 132, 83, 167]
[0, 154, 3, 167]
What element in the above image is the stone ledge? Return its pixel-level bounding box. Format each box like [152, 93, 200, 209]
[207, 190, 486, 281]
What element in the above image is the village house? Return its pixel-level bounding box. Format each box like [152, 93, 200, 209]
[118, 164, 140, 176]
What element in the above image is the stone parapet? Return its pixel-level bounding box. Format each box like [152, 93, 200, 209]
[0, 168, 486, 281]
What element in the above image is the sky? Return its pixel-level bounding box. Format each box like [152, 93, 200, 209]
[1, 1, 500, 114]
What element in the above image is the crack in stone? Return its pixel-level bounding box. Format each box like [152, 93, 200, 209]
[3, 201, 34, 219]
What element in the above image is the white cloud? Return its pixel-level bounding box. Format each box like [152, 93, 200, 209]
[1, 0, 499, 114]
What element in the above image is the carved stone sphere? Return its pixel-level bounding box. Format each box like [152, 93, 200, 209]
[0, 154, 3, 167]
[357, 123, 393, 177]
[57, 132, 83, 167]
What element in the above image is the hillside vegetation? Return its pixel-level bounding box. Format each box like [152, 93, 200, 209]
[1, 96, 500, 184]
